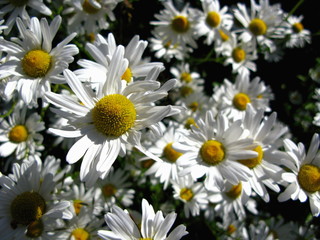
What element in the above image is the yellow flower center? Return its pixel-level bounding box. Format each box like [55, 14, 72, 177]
[72, 228, 90, 240]
[238, 145, 263, 168]
[226, 224, 237, 235]
[82, 0, 100, 14]
[8, 0, 28, 7]
[141, 159, 155, 169]
[232, 47, 246, 63]
[22, 49, 52, 78]
[249, 18, 267, 36]
[297, 164, 320, 193]
[10, 191, 46, 226]
[292, 22, 304, 33]
[232, 92, 251, 111]
[188, 102, 199, 112]
[73, 200, 86, 215]
[180, 72, 192, 83]
[122, 67, 133, 83]
[85, 32, 96, 42]
[26, 220, 44, 238]
[184, 117, 198, 129]
[102, 183, 117, 197]
[163, 142, 183, 163]
[139, 239, 153, 240]
[200, 140, 225, 166]
[225, 182, 242, 199]
[92, 94, 136, 137]
[180, 85, 193, 97]
[180, 187, 194, 201]
[219, 29, 229, 42]
[206, 11, 221, 28]
[9, 125, 28, 143]
[171, 15, 190, 33]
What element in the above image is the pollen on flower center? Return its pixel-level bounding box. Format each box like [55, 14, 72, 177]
[82, 0, 100, 14]
[163, 142, 183, 163]
[219, 29, 229, 41]
[9, 125, 28, 143]
[22, 49, 52, 78]
[200, 140, 225, 166]
[72, 228, 90, 240]
[232, 47, 246, 63]
[122, 67, 133, 83]
[238, 145, 263, 168]
[233, 92, 251, 111]
[26, 220, 44, 238]
[206, 11, 221, 28]
[10, 191, 46, 226]
[180, 187, 194, 201]
[92, 94, 136, 137]
[102, 183, 117, 197]
[225, 182, 242, 199]
[227, 224, 237, 235]
[297, 164, 320, 193]
[292, 22, 304, 33]
[180, 72, 192, 83]
[188, 102, 199, 112]
[73, 200, 86, 215]
[184, 117, 198, 129]
[249, 18, 267, 36]
[171, 15, 190, 33]
[8, 0, 28, 7]
[180, 85, 193, 97]
[139, 238, 153, 240]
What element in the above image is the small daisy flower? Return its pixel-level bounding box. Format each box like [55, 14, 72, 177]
[0, 16, 78, 107]
[0, 160, 72, 240]
[45, 46, 182, 186]
[278, 133, 320, 216]
[195, 0, 233, 45]
[172, 174, 209, 218]
[150, 0, 199, 51]
[98, 198, 188, 240]
[0, 102, 45, 160]
[283, 15, 311, 48]
[0, 0, 52, 35]
[173, 110, 257, 189]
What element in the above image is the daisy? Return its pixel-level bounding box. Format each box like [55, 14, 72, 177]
[0, 159, 72, 240]
[0, 0, 52, 35]
[173, 109, 257, 189]
[0, 102, 45, 160]
[0, 15, 78, 107]
[98, 198, 188, 240]
[150, 0, 199, 51]
[45, 46, 182, 186]
[195, 0, 233, 45]
[171, 174, 208, 218]
[278, 133, 320, 216]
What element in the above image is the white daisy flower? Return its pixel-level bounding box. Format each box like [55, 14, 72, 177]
[0, 160, 72, 240]
[0, 102, 45, 160]
[195, 0, 233, 45]
[278, 133, 320, 217]
[0, 0, 52, 35]
[173, 110, 257, 189]
[45, 46, 182, 186]
[172, 174, 208, 218]
[0, 16, 78, 107]
[63, 0, 122, 35]
[283, 15, 311, 48]
[150, 0, 199, 50]
[98, 198, 188, 240]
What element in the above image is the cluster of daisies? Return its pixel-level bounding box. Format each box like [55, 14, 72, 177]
[0, 0, 319, 239]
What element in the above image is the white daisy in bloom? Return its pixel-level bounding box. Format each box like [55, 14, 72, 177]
[142, 121, 186, 189]
[195, 0, 233, 45]
[0, 16, 78, 107]
[0, 102, 45, 160]
[45, 46, 182, 186]
[247, 220, 273, 240]
[222, 32, 258, 76]
[233, 0, 284, 53]
[0, 0, 52, 35]
[97, 167, 135, 211]
[171, 174, 208, 218]
[283, 15, 311, 48]
[150, 0, 199, 51]
[238, 104, 288, 202]
[213, 71, 273, 120]
[0, 160, 72, 240]
[63, 0, 122, 35]
[174, 110, 257, 189]
[278, 133, 320, 217]
[98, 198, 188, 240]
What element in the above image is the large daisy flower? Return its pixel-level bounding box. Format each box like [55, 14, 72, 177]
[278, 133, 320, 216]
[45, 46, 182, 186]
[0, 16, 78, 107]
[98, 198, 188, 240]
